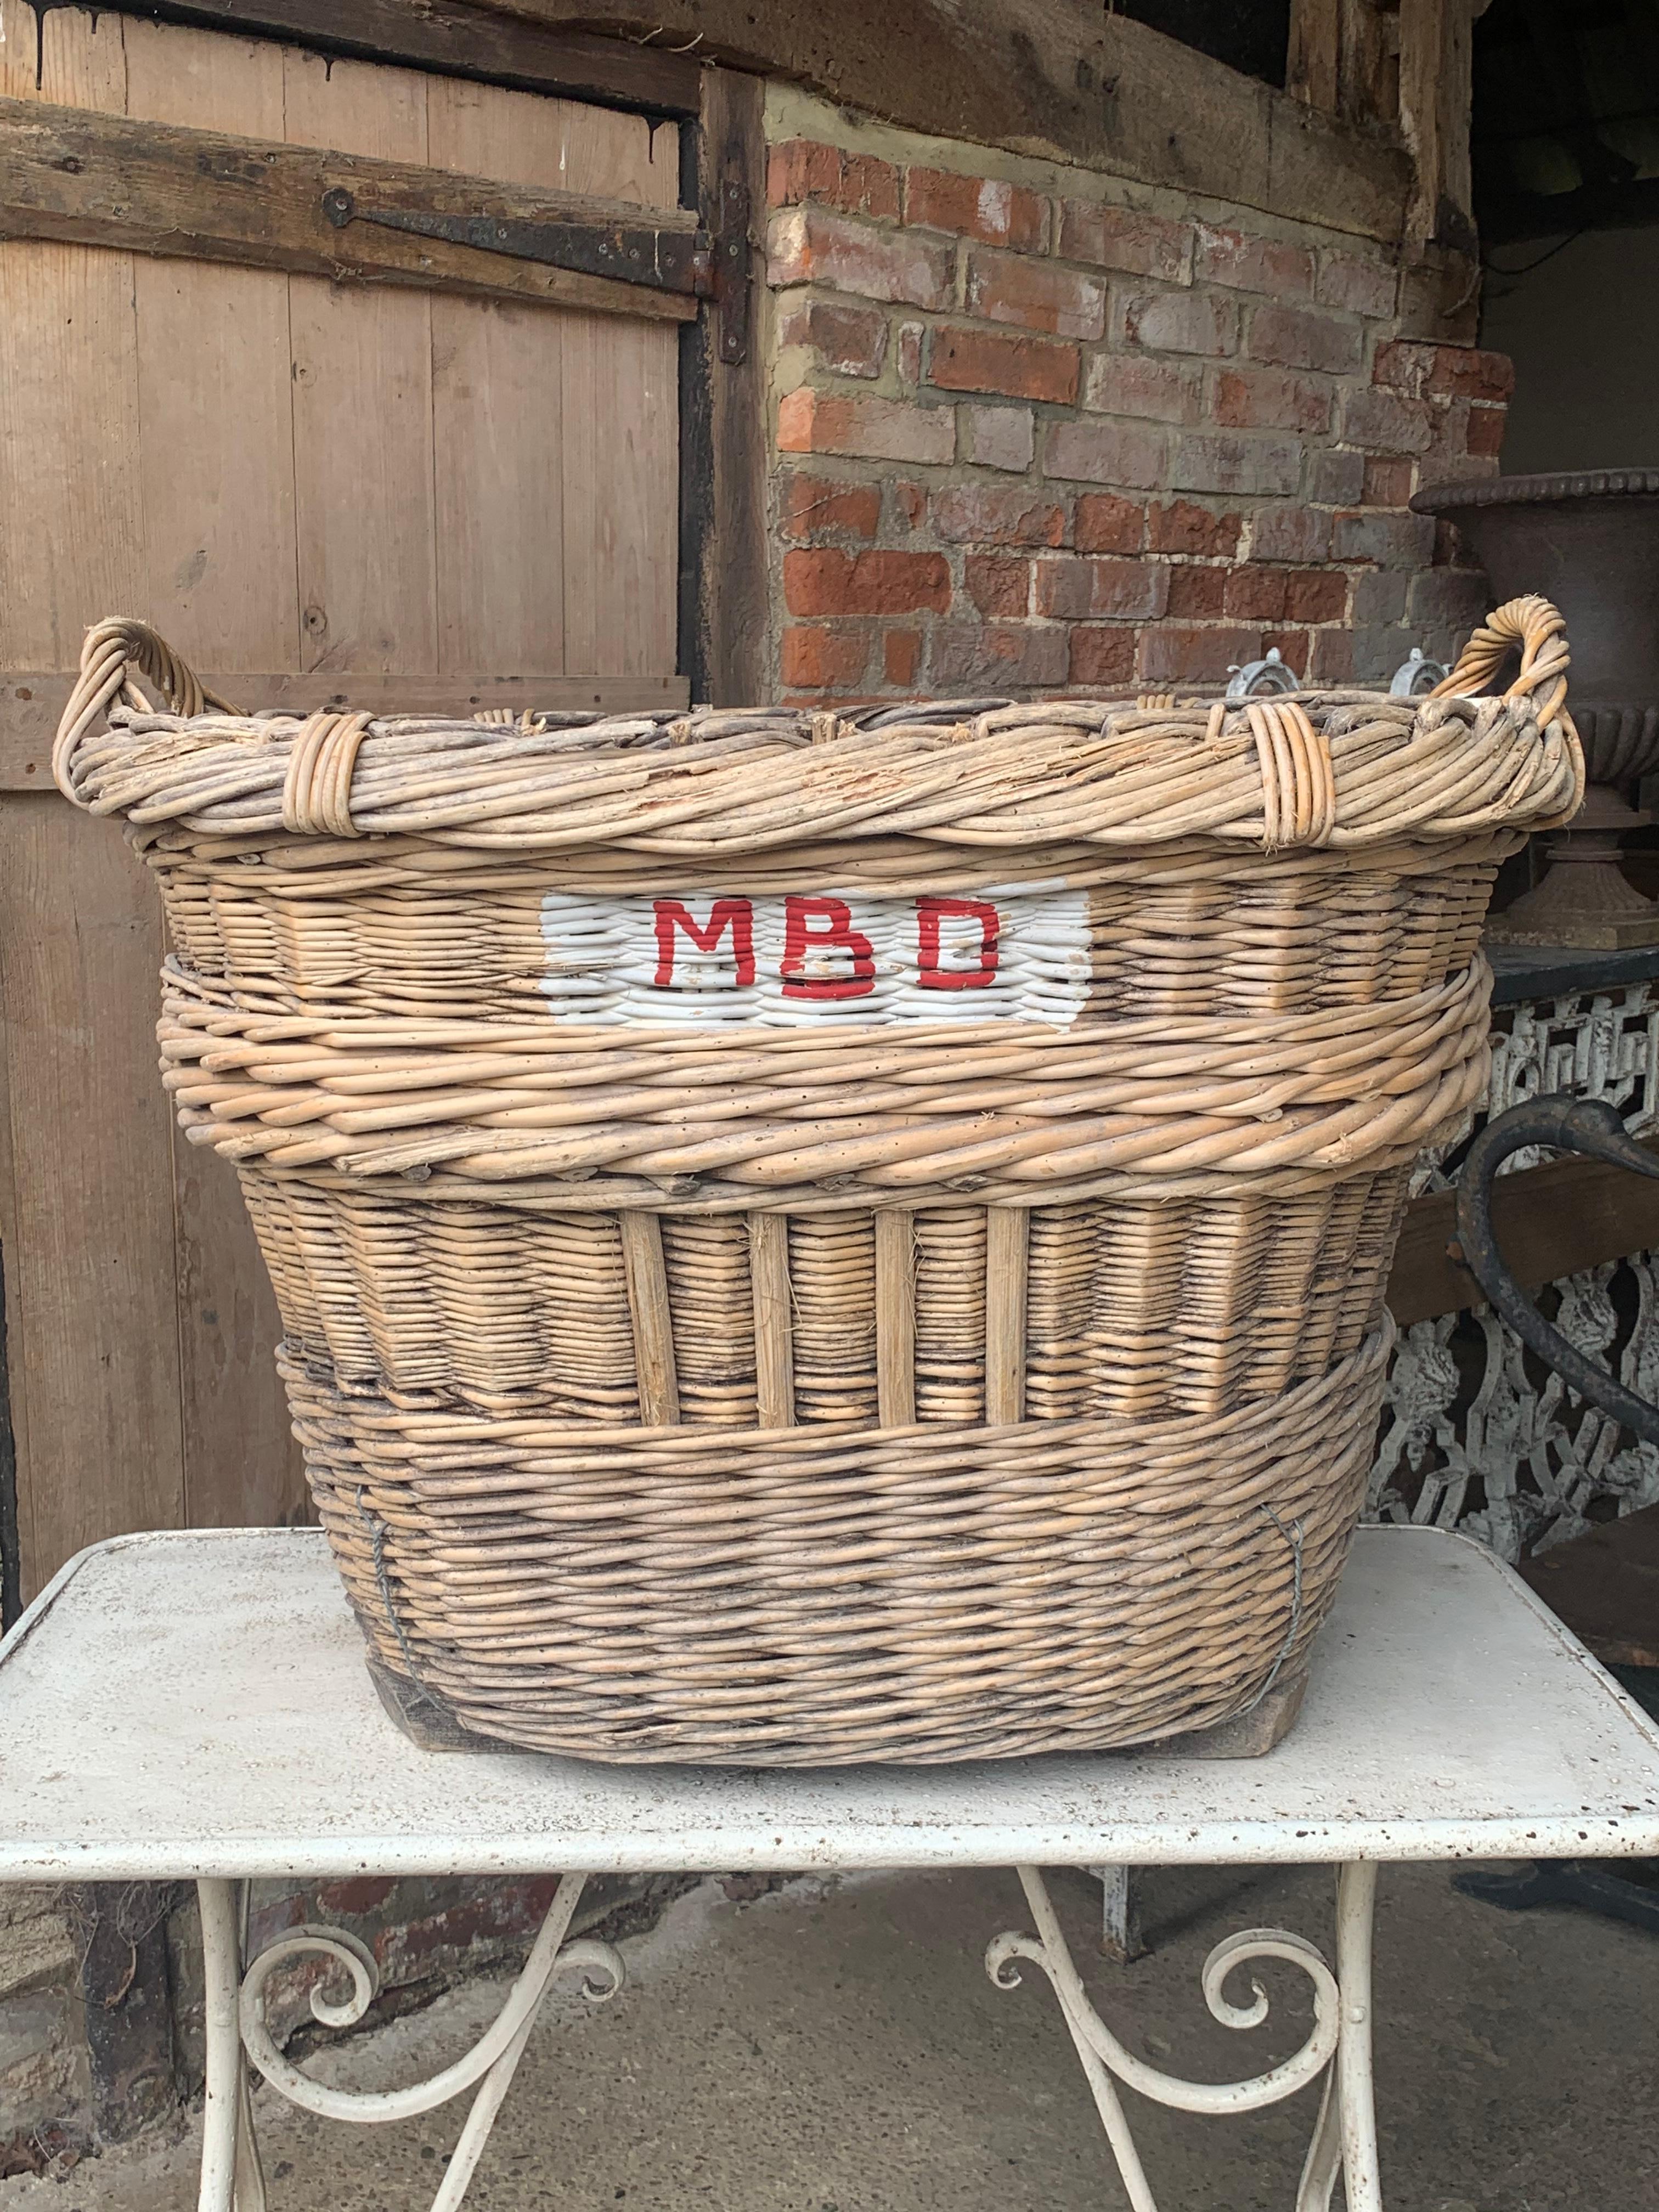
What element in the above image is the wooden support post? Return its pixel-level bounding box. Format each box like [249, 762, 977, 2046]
[1287, 0, 1342, 115]
[682, 65, 768, 706]
[1288, 0, 1400, 128]
[1398, 0, 1479, 250]
[1341, 0, 1400, 131]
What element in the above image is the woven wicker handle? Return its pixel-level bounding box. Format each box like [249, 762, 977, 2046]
[1429, 594, 1569, 726]
[53, 618, 243, 797]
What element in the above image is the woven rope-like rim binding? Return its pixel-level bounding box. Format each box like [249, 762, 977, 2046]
[1240, 696, 1334, 849]
[283, 710, 375, 838]
[53, 598, 1583, 856]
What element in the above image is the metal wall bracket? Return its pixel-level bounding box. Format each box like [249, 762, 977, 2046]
[1225, 646, 1300, 701]
[1390, 646, 1449, 697]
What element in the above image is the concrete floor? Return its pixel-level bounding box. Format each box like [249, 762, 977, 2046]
[3, 1860, 1655, 2212]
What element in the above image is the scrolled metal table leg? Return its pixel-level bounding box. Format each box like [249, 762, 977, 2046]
[200, 1870, 620, 2212]
[234, 1883, 269, 2212]
[1296, 2067, 1344, 2212]
[989, 1864, 1358, 2212]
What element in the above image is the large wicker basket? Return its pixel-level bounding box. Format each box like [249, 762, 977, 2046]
[54, 600, 1580, 1763]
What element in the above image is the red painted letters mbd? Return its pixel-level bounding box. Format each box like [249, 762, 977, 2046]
[780, 895, 877, 1000]
[652, 898, 755, 989]
[648, 893, 1006, 1000]
[916, 897, 1000, 989]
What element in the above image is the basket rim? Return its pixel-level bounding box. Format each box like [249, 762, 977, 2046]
[52, 601, 1583, 857]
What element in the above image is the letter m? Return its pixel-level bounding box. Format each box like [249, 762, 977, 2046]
[652, 898, 756, 990]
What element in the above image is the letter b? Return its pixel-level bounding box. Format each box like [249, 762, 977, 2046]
[780, 895, 876, 1000]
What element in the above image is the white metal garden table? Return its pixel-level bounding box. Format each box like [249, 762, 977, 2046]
[2, 1523, 1656, 2212]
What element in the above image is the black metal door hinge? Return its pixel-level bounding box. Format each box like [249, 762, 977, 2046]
[712, 173, 751, 366]
[321, 178, 751, 364]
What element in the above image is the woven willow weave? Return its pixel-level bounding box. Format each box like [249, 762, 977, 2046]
[55, 599, 1581, 1763]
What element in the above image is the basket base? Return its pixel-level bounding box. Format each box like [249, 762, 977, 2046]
[364, 1652, 1310, 1765]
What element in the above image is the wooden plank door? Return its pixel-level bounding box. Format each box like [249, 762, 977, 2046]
[0, 5, 691, 1604]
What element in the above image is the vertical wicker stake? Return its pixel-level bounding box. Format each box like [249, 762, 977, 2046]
[874, 1210, 917, 1426]
[748, 1211, 796, 1428]
[985, 1208, 1030, 1425]
[620, 1212, 680, 1426]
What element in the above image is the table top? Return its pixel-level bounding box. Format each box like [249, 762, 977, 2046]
[3, 1525, 1657, 1881]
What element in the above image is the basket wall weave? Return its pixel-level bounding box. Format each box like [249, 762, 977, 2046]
[53, 600, 1582, 1763]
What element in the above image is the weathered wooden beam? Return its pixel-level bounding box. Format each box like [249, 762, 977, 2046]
[46, 1, 1419, 241]
[68, 0, 1418, 244]
[1386, 1137, 1659, 1327]
[0, 97, 701, 320]
[123, 0, 706, 114]
[0, 672, 691, 790]
[481, 0, 1412, 242]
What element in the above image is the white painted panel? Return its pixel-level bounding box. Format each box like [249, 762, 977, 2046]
[537, 887, 1093, 1028]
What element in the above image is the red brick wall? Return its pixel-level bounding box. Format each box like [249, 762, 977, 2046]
[765, 129, 1513, 706]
